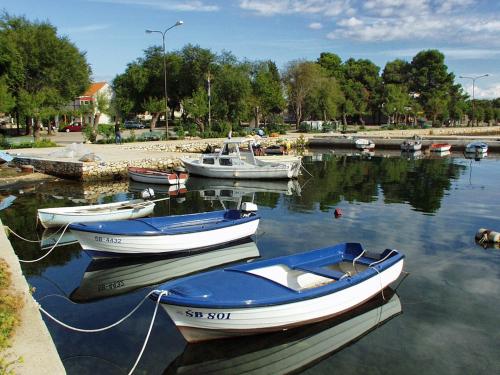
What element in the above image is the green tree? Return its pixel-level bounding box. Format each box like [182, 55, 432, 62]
[182, 87, 208, 131]
[409, 50, 454, 125]
[0, 13, 91, 135]
[251, 60, 285, 126]
[0, 76, 14, 113]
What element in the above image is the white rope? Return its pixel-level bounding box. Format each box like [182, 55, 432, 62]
[38, 289, 168, 375]
[6, 226, 43, 243]
[368, 249, 398, 268]
[18, 223, 72, 263]
[127, 291, 168, 375]
[368, 250, 398, 301]
[352, 249, 366, 273]
[38, 289, 161, 333]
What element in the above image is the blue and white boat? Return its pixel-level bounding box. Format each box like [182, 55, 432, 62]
[69, 203, 260, 258]
[465, 142, 488, 154]
[152, 242, 405, 342]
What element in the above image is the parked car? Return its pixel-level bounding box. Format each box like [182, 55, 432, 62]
[60, 122, 83, 132]
[124, 120, 145, 129]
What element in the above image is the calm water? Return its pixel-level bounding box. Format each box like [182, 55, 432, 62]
[1, 151, 499, 374]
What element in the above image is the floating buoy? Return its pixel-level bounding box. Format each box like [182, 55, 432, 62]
[334, 208, 343, 218]
[475, 228, 500, 243]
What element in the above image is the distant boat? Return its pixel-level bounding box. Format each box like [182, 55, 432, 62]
[37, 199, 156, 228]
[181, 138, 301, 179]
[400, 136, 422, 152]
[164, 289, 401, 374]
[429, 143, 451, 152]
[69, 204, 260, 258]
[128, 166, 188, 185]
[0, 195, 16, 211]
[465, 142, 488, 154]
[152, 242, 404, 342]
[355, 138, 375, 150]
[0, 151, 13, 164]
[70, 239, 260, 303]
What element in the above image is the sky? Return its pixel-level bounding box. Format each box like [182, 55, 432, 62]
[2, 0, 500, 98]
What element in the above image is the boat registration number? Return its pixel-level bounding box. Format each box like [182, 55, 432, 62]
[94, 236, 122, 244]
[185, 309, 231, 320]
[98, 280, 124, 291]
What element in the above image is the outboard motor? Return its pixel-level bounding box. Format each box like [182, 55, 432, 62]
[141, 188, 155, 199]
[241, 202, 258, 217]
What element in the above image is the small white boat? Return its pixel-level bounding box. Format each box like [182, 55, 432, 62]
[69, 203, 260, 258]
[128, 166, 188, 185]
[429, 143, 451, 152]
[465, 142, 488, 154]
[153, 242, 404, 342]
[355, 138, 375, 150]
[37, 199, 155, 228]
[70, 239, 260, 303]
[41, 229, 79, 250]
[165, 290, 401, 374]
[400, 136, 422, 152]
[181, 139, 301, 179]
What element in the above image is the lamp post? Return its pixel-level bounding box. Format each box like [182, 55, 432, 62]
[459, 74, 489, 126]
[146, 20, 183, 139]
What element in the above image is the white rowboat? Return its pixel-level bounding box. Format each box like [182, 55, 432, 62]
[37, 199, 155, 228]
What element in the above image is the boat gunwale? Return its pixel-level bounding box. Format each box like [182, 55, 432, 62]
[154, 246, 404, 308]
[69, 210, 260, 236]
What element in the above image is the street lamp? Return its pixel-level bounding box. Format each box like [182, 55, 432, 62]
[459, 74, 489, 126]
[146, 20, 183, 139]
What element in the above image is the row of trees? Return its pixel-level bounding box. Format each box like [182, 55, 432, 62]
[2, 13, 500, 141]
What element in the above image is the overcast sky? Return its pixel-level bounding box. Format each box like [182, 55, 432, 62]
[3, 0, 500, 98]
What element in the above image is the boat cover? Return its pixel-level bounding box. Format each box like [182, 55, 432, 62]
[69, 209, 259, 236]
[153, 243, 404, 308]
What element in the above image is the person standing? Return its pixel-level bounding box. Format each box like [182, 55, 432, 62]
[115, 121, 122, 144]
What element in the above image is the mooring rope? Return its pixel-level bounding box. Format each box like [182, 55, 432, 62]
[37, 289, 168, 375]
[18, 223, 72, 263]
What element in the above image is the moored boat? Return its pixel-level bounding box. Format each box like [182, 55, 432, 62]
[465, 142, 488, 154]
[69, 203, 260, 258]
[128, 166, 188, 185]
[152, 242, 404, 342]
[355, 138, 375, 150]
[400, 136, 422, 152]
[181, 139, 301, 179]
[429, 143, 451, 152]
[37, 199, 156, 228]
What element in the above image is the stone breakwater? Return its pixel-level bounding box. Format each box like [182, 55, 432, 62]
[12, 137, 295, 181]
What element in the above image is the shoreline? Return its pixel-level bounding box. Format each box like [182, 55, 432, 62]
[2, 126, 499, 182]
[0, 219, 66, 374]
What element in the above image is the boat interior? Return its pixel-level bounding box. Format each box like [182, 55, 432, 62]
[247, 259, 372, 292]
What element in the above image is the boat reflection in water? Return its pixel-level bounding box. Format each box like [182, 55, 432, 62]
[41, 228, 79, 250]
[187, 177, 301, 203]
[70, 239, 260, 303]
[129, 180, 187, 198]
[164, 289, 401, 374]
[464, 151, 487, 161]
[401, 150, 423, 160]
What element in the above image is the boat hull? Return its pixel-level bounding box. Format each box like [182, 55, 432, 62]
[182, 159, 299, 179]
[70, 218, 260, 257]
[430, 144, 451, 152]
[160, 257, 404, 342]
[400, 142, 422, 151]
[37, 200, 155, 228]
[128, 167, 188, 185]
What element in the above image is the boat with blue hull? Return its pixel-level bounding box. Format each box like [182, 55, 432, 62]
[69, 203, 260, 258]
[152, 242, 404, 342]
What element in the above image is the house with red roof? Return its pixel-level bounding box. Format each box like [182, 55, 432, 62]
[72, 81, 114, 125]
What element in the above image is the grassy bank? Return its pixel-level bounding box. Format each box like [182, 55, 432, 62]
[0, 258, 23, 374]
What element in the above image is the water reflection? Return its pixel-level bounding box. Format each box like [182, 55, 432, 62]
[70, 239, 260, 303]
[164, 289, 401, 375]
